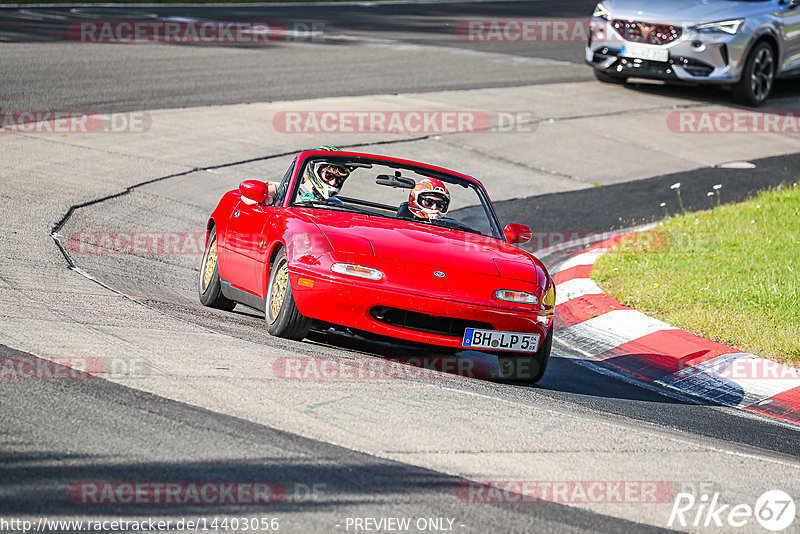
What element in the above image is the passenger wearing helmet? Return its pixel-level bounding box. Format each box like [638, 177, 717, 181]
[408, 178, 451, 220]
[264, 146, 350, 205]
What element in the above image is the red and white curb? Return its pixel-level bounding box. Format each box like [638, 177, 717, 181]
[551, 233, 800, 427]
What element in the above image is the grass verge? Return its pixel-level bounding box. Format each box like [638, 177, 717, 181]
[592, 182, 800, 366]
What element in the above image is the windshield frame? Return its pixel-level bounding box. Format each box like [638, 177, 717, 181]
[289, 154, 505, 240]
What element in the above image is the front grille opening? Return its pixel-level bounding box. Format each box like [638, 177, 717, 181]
[611, 19, 681, 45]
[371, 306, 493, 337]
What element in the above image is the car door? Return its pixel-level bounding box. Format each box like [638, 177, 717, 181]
[776, 1, 800, 72]
[224, 201, 271, 296]
[251, 159, 297, 299]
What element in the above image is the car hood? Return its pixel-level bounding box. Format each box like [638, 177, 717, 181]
[604, 0, 760, 24]
[300, 210, 546, 284]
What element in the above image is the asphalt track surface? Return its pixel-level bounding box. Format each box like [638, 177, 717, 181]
[1, 0, 799, 111]
[0, 1, 597, 112]
[2, 2, 800, 533]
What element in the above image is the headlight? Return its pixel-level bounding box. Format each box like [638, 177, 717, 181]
[593, 3, 611, 21]
[331, 263, 383, 280]
[694, 19, 744, 35]
[494, 289, 539, 305]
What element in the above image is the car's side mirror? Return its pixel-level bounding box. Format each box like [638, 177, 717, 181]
[239, 180, 269, 205]
[504, 223, 533, 244]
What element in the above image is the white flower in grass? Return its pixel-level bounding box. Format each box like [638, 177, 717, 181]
[660, 202, 666, 207]
[707, 192, 714, 197]
[713, 184, 722, 190]
[670, 182, 681, 190]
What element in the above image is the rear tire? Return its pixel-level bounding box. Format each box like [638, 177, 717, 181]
[199, 227, 236, 311]
[594, 69, 628, 84]
[265, 249, 311, 340]
[498, 326, 553, 384]
[733, 41, 775, 107]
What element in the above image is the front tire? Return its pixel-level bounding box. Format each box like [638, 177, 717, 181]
[498, 326, 553, 384]
[733, 41, 775, 107]
[265, 249, 311, 340]
[199, 227, 236, 311]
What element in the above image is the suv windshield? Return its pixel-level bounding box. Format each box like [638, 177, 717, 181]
[291, 156, 503, 240]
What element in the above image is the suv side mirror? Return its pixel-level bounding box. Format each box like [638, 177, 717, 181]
[239, 180, 269, 205]
[504, 223, 533, 244]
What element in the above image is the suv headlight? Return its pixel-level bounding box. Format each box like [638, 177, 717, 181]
[593, 3, 612, 21]
[694, 19, 744, 35]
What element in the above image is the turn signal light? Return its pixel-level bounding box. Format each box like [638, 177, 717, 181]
[494, 289, 539, 304]
[543, 285, 556, 308]
[331, 263, 384, 280]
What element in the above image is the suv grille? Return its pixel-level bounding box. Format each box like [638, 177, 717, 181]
[612, 20, 681, 45]
[371, 306, 493, 337]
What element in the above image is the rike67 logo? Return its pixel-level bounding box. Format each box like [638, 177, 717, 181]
[669, 490, 796, 531]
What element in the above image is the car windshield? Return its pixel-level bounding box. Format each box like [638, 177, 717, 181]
[290, 156, 503, 240]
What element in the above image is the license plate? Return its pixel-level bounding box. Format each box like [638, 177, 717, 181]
[462, 329, 540, 353]
[621, 44, 668, 62]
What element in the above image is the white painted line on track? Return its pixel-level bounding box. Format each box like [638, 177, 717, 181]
[558, 309, 676, 356]
[556, 249, 604, 271]
[664, 353, 800, 408]
[554, 277, 602, 305]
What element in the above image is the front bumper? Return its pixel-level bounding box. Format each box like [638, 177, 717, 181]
[586, 18, 748, 84]
[289, 269, 553, 353]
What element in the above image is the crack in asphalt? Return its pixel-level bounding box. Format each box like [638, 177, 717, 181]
[48, 136, 429, 279]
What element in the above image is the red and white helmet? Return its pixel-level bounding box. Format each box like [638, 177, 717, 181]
[409, 178, 451, 220]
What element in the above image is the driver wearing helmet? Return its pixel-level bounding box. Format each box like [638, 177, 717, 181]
[408, 178, 451, 220]
[264, 146, 351, 205]
[296, 160, 351, 205]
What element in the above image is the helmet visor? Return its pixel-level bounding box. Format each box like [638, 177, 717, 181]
[319, 165, 350, 187]
[418, 193, 449, 212]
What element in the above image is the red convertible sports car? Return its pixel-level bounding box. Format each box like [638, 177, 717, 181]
[199, 148, 555, 382]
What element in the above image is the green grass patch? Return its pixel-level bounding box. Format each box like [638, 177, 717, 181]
[592, 183, 800, 366]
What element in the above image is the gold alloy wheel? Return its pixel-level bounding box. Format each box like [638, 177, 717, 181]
[202, 240, 217, 291]
[269, 260, 289, 321]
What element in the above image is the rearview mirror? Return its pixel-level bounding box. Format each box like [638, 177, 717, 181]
[376, 172, 416, 189]
[239, 180, 269, 205]
[504, 223, 533, 244]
